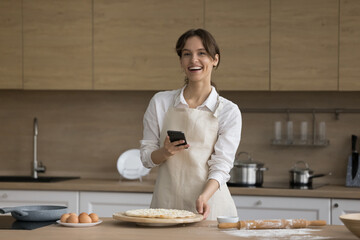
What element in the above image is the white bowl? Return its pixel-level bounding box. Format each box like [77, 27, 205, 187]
[339, 213, 360, 238]
[217, 216, 239, 223]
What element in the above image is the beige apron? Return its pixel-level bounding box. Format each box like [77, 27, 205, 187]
[150, 93, 237, 220]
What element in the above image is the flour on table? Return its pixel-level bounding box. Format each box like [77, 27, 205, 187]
[222, 229, 332, 239]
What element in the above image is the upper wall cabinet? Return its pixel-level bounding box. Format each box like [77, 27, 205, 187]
[0, 0, 22, 89]
[205, 0, 270, 91]
[271, 0, 338, 91]
[23, 0, 92, 90]
[339, 0, 360, 91]
[94, 0, 203, 90]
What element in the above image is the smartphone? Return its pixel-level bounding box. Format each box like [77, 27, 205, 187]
[167, 130, 188, 146]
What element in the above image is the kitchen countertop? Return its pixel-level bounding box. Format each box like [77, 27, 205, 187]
[1, 178, 360, 199]
[0, 218, 357, 240]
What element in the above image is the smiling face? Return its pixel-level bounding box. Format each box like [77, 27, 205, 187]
[180, 36, 219, 84]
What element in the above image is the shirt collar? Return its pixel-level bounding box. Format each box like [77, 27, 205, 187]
[175, 85, 218, 113]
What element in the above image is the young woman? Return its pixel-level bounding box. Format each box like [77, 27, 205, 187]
[140, 29, 241, 220]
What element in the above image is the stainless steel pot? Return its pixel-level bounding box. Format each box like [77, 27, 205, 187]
[229, 152, 268, 186]
[289, 161, 330, 186]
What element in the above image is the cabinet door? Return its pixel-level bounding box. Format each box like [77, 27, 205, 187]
[0, 190, 79, 213]
[79, 192, 152, 217]
[332, 199, 360, 225]
[23, 0, 92, 90]
[271, 0, 338, 90]
[339, 0, 360, 90]
[205, 0, 270, 90]
[0, 0, 22, 89]
[233, 195, 330, 222]
[94, 0, 203, 90]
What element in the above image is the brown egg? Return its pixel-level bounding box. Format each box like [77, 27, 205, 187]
[60, 213, 70, 223]
[79, 212, 88, 217]
[69, 212, 77, 216]
[89, 213, 99, 223]
[66, 214, 79, 223]
[79, 214, 92, 223]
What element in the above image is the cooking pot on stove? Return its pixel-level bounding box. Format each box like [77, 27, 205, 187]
[229, 152, 268, 186]
[289, 161, 331, 186]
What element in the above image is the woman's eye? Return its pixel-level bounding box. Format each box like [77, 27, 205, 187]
[199, 52, 207, 56]
[182, 52, 191, 57]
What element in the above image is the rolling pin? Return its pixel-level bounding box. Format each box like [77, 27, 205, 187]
[218, 219, 326, 230]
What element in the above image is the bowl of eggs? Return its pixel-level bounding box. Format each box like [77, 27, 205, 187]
[57, 212, 101, 227]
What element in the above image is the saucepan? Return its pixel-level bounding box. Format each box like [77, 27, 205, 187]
[229, 152, 268, 187]
[0, 205, 67, 221]
[289, 161, 331, 186]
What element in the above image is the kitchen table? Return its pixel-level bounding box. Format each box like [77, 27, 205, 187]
[0, 218, 357, 240]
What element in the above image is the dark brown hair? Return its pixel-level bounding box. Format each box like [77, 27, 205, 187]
[175, 29, 220, 86]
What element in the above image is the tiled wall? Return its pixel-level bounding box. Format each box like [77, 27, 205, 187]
[1, 90, 360, 185]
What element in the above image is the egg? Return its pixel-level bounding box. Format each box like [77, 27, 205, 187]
[79, 212, 88, 217]
[89, 213, 99, 223]
[60, 213, 70, 223]
[69, 212, 77, 216]
[66, 214, 79, 223]
[79, 213, 92, 223]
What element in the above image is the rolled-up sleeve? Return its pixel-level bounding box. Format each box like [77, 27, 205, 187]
[207, 103, 242, 188]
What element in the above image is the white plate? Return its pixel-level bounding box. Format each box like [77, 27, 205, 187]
[56, 220, 102, 228]
[117, 149, 150, 180]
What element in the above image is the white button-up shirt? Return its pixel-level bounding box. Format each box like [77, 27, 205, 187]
[140, 86, 242, 187]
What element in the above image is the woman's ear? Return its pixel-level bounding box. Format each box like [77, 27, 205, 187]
[213, 54, 219, 67]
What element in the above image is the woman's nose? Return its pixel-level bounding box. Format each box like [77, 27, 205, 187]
[191, 55, 198, 63]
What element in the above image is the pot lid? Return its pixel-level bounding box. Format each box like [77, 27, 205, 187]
[290, 161, 313, 173]
[234, 152, 264, 167]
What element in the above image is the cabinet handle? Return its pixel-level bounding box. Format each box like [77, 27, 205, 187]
[1, 193, 8, 199]
[255, 200, 262, 206]
[334, 203, 339, 208]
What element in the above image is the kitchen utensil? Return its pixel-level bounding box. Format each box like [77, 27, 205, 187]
[289, 161, 330, 186]
[339, 213, 360, 238]
[217, 216, 239, 223]
[352, 135, 359, 180]
[218, 219, 326, 230]
[0, 205, 67, 222]
[229, 152, 268, 186]
[346, 135, 360, 187]
[117, 149, 150, 180]
[113, 212, 203, 227]
[56, 220, 102, 228]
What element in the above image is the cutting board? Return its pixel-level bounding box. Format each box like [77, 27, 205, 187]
[113, 212, 204, 226]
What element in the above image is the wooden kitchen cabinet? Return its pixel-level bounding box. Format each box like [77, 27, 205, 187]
[23, 0, 92, 90]
[0, 0, 22, 89]
[271, 0, 338, 91]
[233, 195, 331, 223]
[0, 190, 79, 213]
[93, 0, 203, 90]
[331, 199, 360, 225]
[205, 0, 270, 91]
[79, 192, 152, 217]
[339, 0, 360, 90]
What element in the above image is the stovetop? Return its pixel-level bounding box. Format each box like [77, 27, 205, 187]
[227, 182, 327, 190]
[0, 216, 55, 230]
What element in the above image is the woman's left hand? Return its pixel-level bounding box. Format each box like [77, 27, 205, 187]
[196, 195, 210, 220]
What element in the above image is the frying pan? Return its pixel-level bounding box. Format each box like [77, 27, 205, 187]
[0, 205, 67, 221]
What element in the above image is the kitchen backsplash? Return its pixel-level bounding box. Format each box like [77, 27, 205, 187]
[1, 90, 360, 185]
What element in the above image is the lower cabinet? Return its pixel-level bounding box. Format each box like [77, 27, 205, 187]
[331, 199, 360, 225]
[232, 195, 331, 223]
[79, 192, 153, 217]
[0, 190, 79, 213]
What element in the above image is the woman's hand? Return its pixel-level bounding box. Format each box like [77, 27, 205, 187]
[196, 195, 210, 220]
[163, 136, 189, 158]
[151, 136, 190, 165]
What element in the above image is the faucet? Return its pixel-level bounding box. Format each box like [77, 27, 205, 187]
[33, 118, 46, 179]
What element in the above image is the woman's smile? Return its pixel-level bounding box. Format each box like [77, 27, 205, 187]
[180, 36, 218, 83]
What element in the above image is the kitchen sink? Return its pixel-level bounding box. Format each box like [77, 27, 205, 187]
[0, 176, 80, 182]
